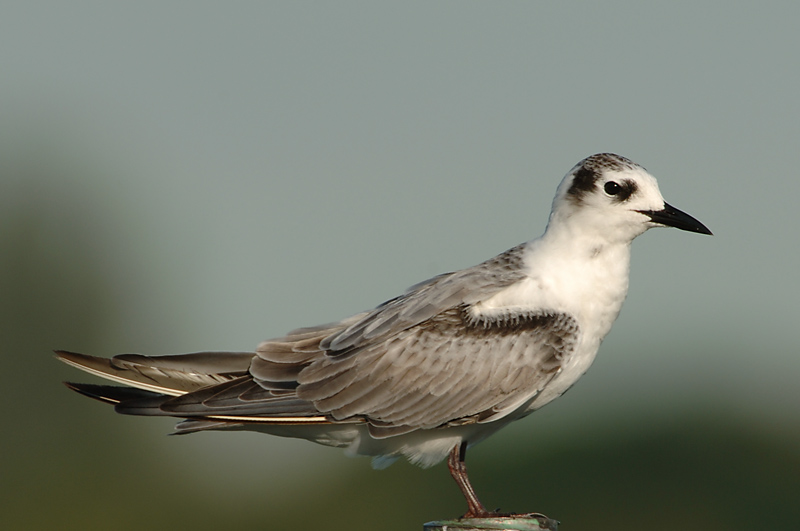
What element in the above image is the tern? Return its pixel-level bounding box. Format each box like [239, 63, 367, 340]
[58, 153, 711, 519]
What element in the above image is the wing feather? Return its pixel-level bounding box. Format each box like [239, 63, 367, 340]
[56, 350, 253, 396]
[296, 308, 579, 429]
[319, 244, 527, 353]
[60, 243, 580, 438]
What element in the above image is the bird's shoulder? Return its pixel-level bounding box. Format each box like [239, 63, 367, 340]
[320, 243, 531, 352]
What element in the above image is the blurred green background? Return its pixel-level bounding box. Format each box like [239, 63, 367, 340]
[2, 2, 799, 530]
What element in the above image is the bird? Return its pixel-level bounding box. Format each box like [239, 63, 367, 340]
[57, 153, 711, 520]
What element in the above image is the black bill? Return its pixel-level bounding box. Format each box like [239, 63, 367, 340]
[637, 202, 713, 235]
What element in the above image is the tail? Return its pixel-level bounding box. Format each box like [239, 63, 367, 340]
[56, 349, 256, 431]
[63, 381, 164, 405]
[56, 349, 254, 396]
[56, 350, 346, 432]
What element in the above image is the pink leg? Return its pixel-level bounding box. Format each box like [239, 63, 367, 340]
[447, 441, 491, 518]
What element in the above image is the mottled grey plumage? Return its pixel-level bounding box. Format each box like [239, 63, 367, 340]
[58, 152, 711, 518]
[60, 244, 578, 437]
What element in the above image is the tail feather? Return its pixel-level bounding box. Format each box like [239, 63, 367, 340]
[57, 350, 356, 429]
[64, 382, 250, 433]
[64, 382, 162, 406]
[55, 350, 253, 396]
[172, 419, 246, 434]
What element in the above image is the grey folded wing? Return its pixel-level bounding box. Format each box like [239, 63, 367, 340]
[64, 244, 580, 438]
[195, 244, 578, 434]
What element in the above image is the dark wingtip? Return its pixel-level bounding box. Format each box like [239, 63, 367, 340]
[63, 382, 164, 408]
[63, 381, 122, 405]
[54, 350, 91, 364]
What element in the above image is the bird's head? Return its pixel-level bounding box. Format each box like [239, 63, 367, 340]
[547, 153, 712, 243]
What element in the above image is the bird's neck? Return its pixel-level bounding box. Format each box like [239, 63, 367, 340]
[470, 215, 634, 343]
[528, 223, 632, 335]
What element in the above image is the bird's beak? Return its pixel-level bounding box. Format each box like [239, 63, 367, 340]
[637, 203, 713, 235]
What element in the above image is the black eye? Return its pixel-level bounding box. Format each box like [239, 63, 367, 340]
[604, 181, 622, 196]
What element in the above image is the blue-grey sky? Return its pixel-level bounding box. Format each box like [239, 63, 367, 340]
[2, 2, 798, 528]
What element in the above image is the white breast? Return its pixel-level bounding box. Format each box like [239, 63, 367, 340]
[469, 236, 633, 411]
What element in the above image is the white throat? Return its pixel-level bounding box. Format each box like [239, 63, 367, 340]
[471, 225, 633, 343]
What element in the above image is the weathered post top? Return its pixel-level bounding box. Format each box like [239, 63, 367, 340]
[423, 514, 559, 531]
